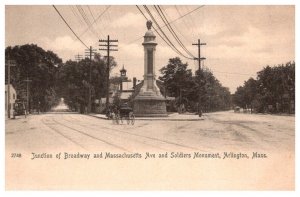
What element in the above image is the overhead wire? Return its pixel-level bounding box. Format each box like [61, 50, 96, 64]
[52, 5, 89, 49]
[86, 5, 105, 38]
[135, 6, 171, 48]
[78, 6, 93, 26]
[142, 5, 194, 60]
[174, 5, 191, 32]
[136, 5, 189, 59]
[143, 6, 182, 54]
[54, 5, 209, 65]
[69, 5, 85, 27]
[79, 5, 110, 39]
[81, 6, 97, 33]
[139, 6, 247, 76]
[171, 5, 205, 25]
[184, 5, 198, 31]
[184, 6, 197, 36]
[127, 5, 204, 47]
[161, 5, 192, 44]
[76, 5, 99, 37]
[72, 6, 252, 78]
[155, 5, 195, 58]
[180, 5, 197, 37]
[87, 5, 96, 22]
[63, 6, 253, 79]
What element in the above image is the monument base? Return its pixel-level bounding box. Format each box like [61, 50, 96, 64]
[133, 92, 167, 117]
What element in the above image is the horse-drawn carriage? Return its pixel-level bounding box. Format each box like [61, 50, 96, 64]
[109, 104, 135, 125]
[13, 100, 26, 118]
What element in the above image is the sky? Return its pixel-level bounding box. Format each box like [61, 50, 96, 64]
[5, 5, 295, 93]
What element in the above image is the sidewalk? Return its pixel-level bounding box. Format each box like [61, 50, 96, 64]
[88, 112, 205, 121]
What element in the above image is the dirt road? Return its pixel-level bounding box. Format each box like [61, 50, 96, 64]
[5, 111, 295, 190]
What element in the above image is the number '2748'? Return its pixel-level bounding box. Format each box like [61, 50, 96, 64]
[11, 153, 22, 158]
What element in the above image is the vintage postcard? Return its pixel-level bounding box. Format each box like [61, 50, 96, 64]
[4, 4, 295, 190]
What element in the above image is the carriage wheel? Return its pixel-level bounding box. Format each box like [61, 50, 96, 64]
[130, 113, 135, 125]
[115, 114, 120, 125]
[111, 113, 115, 124]
[126, 116, 130, 125]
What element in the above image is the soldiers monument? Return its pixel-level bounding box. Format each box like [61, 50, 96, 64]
[133, 20, 167, 117]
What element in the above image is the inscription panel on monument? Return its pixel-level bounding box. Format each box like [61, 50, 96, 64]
[147, 50, 153, 74]
[134, 100, 167, 115]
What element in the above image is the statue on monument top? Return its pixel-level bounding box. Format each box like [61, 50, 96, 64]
[146, 20, 152, 30]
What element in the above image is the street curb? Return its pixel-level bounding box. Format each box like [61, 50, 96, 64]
[86, 114, 108, 120]
[86, 114, 205, 121]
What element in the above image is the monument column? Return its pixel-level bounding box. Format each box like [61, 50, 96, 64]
[133, 20, 167, 117]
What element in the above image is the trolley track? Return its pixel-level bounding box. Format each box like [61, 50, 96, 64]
[42, 116, 129, 152]
[66, 114, 203, 151]
[41, 118, 87, 150]
[60, 115, 170, 152]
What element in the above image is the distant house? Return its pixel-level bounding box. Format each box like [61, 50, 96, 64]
[96, 94, 114, 114]
[118, 65, 135, 103]
[100, 97, 114, 106]
[5, 84, 17, 118]
[96, 65, 142, 113]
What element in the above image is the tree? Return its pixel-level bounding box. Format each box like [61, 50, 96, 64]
[57, 53, 117, 113]
[159, 57, 231, 112]
[233, 61, 295, 113]
[233, 78, 258, 112]
[159, 57, 193, 105]
[233, 86, 246, 108]
[5, 44, 62, 112]
[195, 68, 231, 112]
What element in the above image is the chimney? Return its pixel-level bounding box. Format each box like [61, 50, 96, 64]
[133, 77, 137, 89]
[120, 81, 123, 91]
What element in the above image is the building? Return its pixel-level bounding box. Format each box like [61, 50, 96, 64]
[5, 84, 17, 118]
[118, 65, 137, 103]
[96, 66, 138, 113]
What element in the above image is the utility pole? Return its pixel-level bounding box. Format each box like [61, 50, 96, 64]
[6, 59, 16, 118]
[99, 35, 118, 110]
[75, 54, 83, 62]
[192, 39, 206, 116]
[24, 78, 32, 115]
[84, 46, 96, 113]
[192, 39, 206, 71]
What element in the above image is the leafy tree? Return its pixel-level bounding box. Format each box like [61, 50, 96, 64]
[233, 61, 295, 113]
[196, 68, 231, 112]
[234, 77, 258, 111]
[5, 44, 62, 112]
[159, 57, 193, 104]
[57, 53, 117, 113]
[159, 57, 231, 112]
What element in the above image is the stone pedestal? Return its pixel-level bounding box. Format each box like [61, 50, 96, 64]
[133, 20, 167, 117]
[134, 91, 167, 117]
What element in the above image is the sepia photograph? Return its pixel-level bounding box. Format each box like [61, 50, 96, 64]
[4, 2, 295, 190]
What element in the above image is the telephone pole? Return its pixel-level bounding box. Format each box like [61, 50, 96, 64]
[192, 39, 206, 71]
[6, 59, 16, 118]
[85, 46, 96, 113]
[75, 54, 83, 62]
[192, 39, 206, 116]
[24, 78, 32, 115]
[99, 35, 118, 110]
